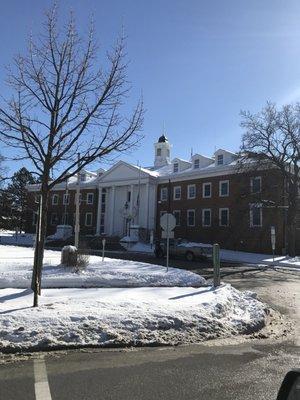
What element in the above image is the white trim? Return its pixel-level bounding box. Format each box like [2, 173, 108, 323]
[85, 212, 93, 226]
[52, 194, 59, 205]
[63, 193, 69, 205]
[249, 204, 263, 227]
[187, 184, 196, 199]
[173, 210, 181, 226]
[202, 208, 211, 227]
[250, 176, 262, 194]
[160, 187, 168, 202]
[173, 186, 181, 200]
[219, 180, 229, 197]
[86, 192, 94, 205]
[202, 182, 212, 198]
[219, 208, 229, 227]
[187, 209, 195, 227]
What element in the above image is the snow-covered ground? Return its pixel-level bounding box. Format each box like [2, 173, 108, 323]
[0, 284, 268, 350]
[0, 231, 34, 246]
[0, 245, 205, 288]
[220, 249, 300, 269]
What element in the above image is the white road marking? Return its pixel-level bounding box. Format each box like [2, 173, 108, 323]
[34, 357, 52, 400]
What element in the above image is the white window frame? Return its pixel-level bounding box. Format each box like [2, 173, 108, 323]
[173, 163, 179, 173]
[87, 192, 94, 205]
[50, 212, 58, 225]
[202, 182, 212, 198]
[187, 184, 196, 199]
[173, 210, 181, 226]
[173, 186, 181, 200]
[187, 209, 195, 227]
[250, 204, 263, 227]
[85, 212, 93, 226]
[202, 208, 211, 227]
[160, 187, 168, 202]
[63, 193, 69, 205]
[217, 154, 224, 165]
[52, 194, 59, 205]
[219, 208, 229, 227]
[250, 176, 262, 194]
[219, 180, 229, 197]
[32, 211, 38, 226]
[194, 159, 200, 169]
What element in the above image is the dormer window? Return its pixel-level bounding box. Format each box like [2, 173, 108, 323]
[80, 174, 87, 182]
[194, 159, 200, 169]
[157, 148, 162, 156]
[173, 163, 179, 173]
[217, 154, 224, 165]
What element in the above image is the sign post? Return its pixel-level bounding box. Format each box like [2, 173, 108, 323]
[213, 243, 221, 287]
[160, 213, 176, 273]
[270, 226, 276, 263]
[102, 238, 106, 262]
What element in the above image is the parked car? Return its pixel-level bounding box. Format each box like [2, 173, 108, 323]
[155, 238, 213, 261]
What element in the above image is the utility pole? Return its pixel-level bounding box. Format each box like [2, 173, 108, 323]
[74, 153, 80, 249]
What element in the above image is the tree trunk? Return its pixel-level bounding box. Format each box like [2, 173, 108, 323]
[31, 182, 50, 307]
[287, 205, 297, 257]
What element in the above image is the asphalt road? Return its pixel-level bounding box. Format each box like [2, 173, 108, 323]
[0, 260, 299, 400]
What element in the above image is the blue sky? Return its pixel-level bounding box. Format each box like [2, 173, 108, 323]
[1, 0, 300, 173]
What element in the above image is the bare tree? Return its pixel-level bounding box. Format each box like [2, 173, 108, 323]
[0, 5, 143, 306]
[240, 102, 300, 256]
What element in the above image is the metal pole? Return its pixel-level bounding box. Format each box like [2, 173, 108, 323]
[102, 238, 106, 262]
[166, 214, 169, 272]
[213, 243, 220, 287]
[74, 153, 80, 249]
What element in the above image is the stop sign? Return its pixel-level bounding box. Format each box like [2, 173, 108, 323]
[160, 213, 176, 232]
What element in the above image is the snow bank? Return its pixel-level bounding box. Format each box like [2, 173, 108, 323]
[0, 246, 205, 288]
[0, 284, 268, 351]
[0, 232, 34, 246]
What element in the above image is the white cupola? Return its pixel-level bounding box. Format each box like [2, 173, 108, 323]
[154, 135, 171, 168]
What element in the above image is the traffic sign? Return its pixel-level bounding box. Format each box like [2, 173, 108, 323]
[160, 213, 176, 232]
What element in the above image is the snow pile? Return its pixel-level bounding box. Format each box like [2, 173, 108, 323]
[130, 242, 154, 253]
[0, 246, 205, 288]
[0, 231, 34, 246]
[0, 284, 268, 351]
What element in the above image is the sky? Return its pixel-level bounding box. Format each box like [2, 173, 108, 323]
[1, 0, 300, 174]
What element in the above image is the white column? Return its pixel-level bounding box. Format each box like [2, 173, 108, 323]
[145, 182, 149, 230]
[129, 184, 134, 219]
[96, 186, 102, 235]
[110, 186, 116, 235]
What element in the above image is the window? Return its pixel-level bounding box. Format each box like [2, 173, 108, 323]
[187, 209, 195, 226]
[219, 180, 229, 197]
[250, 204, 262, 227]
[194, 159, 200, 169]
[127, 191, 131, 202]
[173, 163, 179, 173]
[173, 210, 181, 226]
[63, 193, 69, 205]
[52, 194, 59, 205]
[202, 209, 211, 227]
[251, 176, 262, 194]
[85, 212, 93, 226]
[187, 184, 196, 199]
[173, 186, 181, 200]
[219, 208, 229, 227]
[160, 187, 168, 201]
[62, 213, 68, 225]
[202, 182, 212, 198]
[32, 212, 38, 226]
[51, 213, 58, 225]
[80, 174, 87, 182]
[157, 148, 161, 156]
[87, 193, 94, 205]
[217, 154, 224, 165]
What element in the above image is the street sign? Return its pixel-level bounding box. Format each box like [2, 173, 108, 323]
[160, 213, 176, 232]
